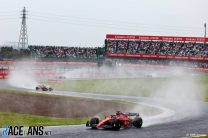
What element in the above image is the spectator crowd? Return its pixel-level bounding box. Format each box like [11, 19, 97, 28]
[105, 40, 208, 57]
[28, 46, 98, 59]
[1, 41, 208, 69]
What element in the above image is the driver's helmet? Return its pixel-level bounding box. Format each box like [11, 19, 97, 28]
[116, 111, 121, 115]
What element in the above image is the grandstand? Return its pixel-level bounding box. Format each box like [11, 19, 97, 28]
[105, 34, 208, 69]
[105, 34, 208, 59]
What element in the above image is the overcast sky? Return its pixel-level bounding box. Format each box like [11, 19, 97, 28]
[0, 0, 207, 47]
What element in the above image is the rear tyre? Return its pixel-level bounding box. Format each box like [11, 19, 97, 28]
[111, 119, 121, 130]
[35, 87, 39, 91]
[90, 117, 99, 129]
[133, 117, 143, 128]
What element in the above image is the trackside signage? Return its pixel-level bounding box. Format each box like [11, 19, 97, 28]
[105, 53, 208, 61]
[106, 34, 208, 42]
[1, 126, 52, 137]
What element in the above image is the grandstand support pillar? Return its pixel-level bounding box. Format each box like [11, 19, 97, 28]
[18, 7, 28, 49]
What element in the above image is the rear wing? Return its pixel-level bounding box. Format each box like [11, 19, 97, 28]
[126, 113, 139, 116]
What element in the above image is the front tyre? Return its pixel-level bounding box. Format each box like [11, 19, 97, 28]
[133, 117, 143, 128]
[90, 117, 99, 129]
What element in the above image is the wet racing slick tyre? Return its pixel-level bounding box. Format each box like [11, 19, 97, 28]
[90, 117, 99, 129]
[111, 119, 121, 130]
[133, 117, 143, 128]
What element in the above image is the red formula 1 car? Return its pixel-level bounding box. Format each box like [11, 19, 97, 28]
[86, 111, 143, 130]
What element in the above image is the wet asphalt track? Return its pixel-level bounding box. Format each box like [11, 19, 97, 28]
[0, 80, 208, 138]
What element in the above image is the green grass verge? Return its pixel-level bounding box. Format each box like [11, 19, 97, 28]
[191, 136, 208, 138]
[0, 88, 142, 126]
[0, 112, 88, 126]
[49, 77, 208, 101]
[50, 78, 165, 96]
[0, 87, 136, 105]
[0, 90, 90, 126]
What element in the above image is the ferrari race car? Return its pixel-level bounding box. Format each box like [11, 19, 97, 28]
[35, 84, 53, 91]
[86, 111, 143, 130]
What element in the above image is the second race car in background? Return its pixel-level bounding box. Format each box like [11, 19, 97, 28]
[35, 84, 53, 91]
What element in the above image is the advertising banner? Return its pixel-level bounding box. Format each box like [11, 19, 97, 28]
[106, 34, 208, 42]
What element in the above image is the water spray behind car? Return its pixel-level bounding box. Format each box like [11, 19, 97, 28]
[7, 62, 39, 89]
[73, 62, 207, 127]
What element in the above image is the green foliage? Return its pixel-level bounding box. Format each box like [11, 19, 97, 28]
[0, 47, 31, 60]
